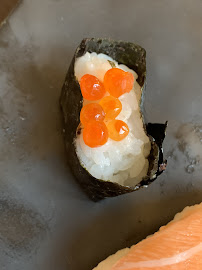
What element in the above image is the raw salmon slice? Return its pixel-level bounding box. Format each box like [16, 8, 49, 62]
[93, 203, 202, 270]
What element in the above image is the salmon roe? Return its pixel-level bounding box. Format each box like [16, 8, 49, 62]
[99, 96, 122, 120]
[83, 121, 108, 148]
[80, 74, 106, 101]
[104, 68, 134, 98]
[80, 103, 105, 126]
[107, 120, 129, 141]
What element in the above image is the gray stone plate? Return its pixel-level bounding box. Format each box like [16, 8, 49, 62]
[0, 1, 202, 270]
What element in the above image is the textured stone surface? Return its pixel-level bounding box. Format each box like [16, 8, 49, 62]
[0, 1, 202, 270]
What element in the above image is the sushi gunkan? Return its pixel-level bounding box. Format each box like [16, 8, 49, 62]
[60, 38, 167, 201]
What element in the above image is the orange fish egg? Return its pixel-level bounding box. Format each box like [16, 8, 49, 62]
[83, 121, 108, 148]
[99, 96, 122, 120]
[104, 68, 134, 98]
[80, 103, 105, 126]
[107, 120, 129, 141]
[80, 74, 106, 101]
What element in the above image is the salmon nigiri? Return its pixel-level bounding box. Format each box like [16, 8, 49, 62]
[94, 203, 202, 270]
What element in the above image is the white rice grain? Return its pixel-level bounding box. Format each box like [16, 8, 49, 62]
[74, 52, 151, 187]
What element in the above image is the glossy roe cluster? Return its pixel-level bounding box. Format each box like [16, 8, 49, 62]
[79, 68, 134, 147]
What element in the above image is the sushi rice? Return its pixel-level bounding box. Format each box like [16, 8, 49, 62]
[75, 52, 151, 187]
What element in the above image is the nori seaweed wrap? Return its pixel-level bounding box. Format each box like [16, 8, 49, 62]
[60, 38, 167, 201]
